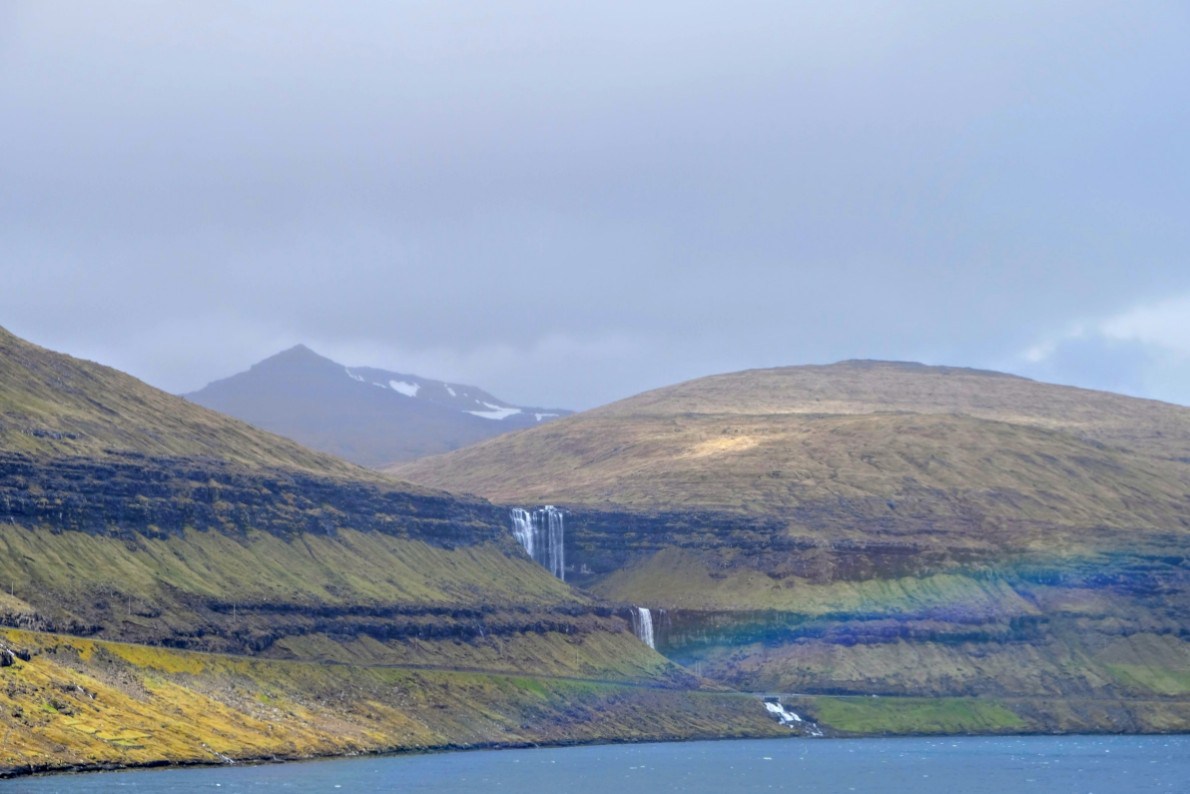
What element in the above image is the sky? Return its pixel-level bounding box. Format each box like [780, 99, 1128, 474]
[3, 2, 1189, 410]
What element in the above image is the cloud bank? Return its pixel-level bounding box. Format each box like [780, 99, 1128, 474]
[3, 2, 1188, 407]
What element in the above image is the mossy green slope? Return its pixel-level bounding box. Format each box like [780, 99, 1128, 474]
[0, 629, 784, 777]
[0, 325, 599, 670]
[0, 326, 376, 478]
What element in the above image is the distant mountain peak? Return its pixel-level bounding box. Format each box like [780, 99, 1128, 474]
[266, 343, 329, 362]
[185, 347, 572, 467]
[241, 344, 344, 379]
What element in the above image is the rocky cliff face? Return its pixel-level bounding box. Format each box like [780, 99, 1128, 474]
[0, 450, 500, 543]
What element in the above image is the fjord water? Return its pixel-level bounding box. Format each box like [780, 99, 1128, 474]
[11, 736, 1187, 793]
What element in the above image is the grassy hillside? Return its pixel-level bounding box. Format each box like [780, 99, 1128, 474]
[0, 325, 595, 667]
[0, 326, 371, 478]
[0, 628, 783, 777]
[392, 363, 1190, 525]
[392, 362, 1190, 729]
[0, 326, 777, 773]
[588, 361, 1190, 460]
[7, 626, 1180, 776]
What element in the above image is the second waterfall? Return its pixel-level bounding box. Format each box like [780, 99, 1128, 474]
[509, 506, 565, 580]
[631, 607, 655, 649]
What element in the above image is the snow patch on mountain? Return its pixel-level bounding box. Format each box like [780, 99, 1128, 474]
[389, 380, 420, 397]
[468, 402, 523, 420]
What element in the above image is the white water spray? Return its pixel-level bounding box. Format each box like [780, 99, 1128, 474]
[510, 508, 535, 559]
[631, 607, 655, 649]
[544, 506, 564, 580]
[764, 700, 824, 736]
[509, 506, 565, 580]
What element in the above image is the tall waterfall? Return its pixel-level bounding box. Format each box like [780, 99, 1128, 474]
[631, 606, 655, 649]
[509, 506, 565, 580]
[510, 508, 535, 559]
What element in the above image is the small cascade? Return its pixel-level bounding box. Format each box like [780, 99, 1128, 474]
[508, 506, 565, 580]
[763, 698, 824, 737]
[631, 606, 656, 649]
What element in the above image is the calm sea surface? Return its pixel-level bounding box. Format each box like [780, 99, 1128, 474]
[8, 735, 1187, 793]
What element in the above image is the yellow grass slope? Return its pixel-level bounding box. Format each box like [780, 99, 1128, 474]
[392, 361, 1190, 533]
[0, 628, 782, 776]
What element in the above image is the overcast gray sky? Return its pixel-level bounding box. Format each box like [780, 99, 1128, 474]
[3, 2, 1188, 409]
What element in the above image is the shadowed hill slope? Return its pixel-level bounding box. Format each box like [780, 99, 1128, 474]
[393, 362, 1190, 728]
